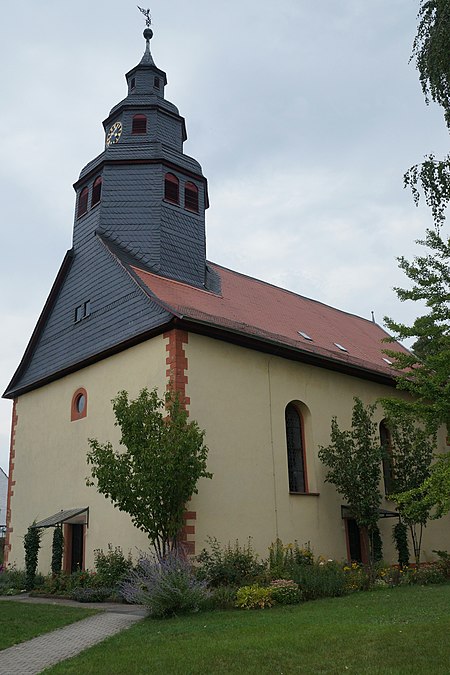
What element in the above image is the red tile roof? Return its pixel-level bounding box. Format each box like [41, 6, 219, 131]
[132, 262, 408, 380]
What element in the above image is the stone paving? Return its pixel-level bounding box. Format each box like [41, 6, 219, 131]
[0, 595, 147, 674]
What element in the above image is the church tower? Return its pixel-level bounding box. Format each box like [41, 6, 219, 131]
[73, 27, 210, 288]
[5, 26, 218, 399]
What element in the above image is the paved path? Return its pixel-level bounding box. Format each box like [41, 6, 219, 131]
[0, 595, 147, 674]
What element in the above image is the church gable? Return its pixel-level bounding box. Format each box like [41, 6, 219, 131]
[4, 236, 174, 397]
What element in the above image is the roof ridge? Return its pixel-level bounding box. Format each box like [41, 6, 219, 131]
[207, 260, 388, 329]
[133, 265, 222, 298]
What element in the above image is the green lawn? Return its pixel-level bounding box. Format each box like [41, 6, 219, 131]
[0, 601, 98, 650]
[46, 584, 450, 674]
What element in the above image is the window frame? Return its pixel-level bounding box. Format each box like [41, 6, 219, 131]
[285, 402, 309, 494]
[132, 114, 147, 135]
[71, 387, 88, 421]
[184, 182, 199, 212]
[164, 172, 180, 205]
[380, 420, 394, 495]
[77, 187, 89, 218]
[91, 176, 102, 207]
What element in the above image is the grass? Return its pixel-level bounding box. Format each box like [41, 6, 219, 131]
[0, 601, 98, 650]
[45, 584, 450, 674]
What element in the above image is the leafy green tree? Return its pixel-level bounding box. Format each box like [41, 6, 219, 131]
[87, 388, 212, 558]
[394, 452, 450, 522]
[318, 398, 383, 563]
[384, 231, 450, 432]
[383, 1, 450, 518]
[381, 405, 436, 563]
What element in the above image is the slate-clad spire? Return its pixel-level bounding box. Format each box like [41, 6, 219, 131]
[140, 27, 156, 66]
[4, 17, 219, 401]
[71, 22, 219, 292]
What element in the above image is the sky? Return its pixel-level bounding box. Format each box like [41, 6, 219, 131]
[0, 1, 448, 473]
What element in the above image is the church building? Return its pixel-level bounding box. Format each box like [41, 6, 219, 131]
[4, 27, 449, 572]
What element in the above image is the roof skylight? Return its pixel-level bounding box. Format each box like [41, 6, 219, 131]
[334, 343, 348, 352]
[298, 331, 313, 341]
[382, 357, 393, 365]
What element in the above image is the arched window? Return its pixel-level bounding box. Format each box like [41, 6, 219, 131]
[71, 387, 88, 421]
[285, 403, 307, 493]
[164, 173, 179, 204]
[185, 182, 199, 212]
[77, 187, 89, 218]
[132, 114, 147, 135]
[380, 420, 394, 495]
[91, 176, 102, 207]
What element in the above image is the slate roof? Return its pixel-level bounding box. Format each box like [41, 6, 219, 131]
[128, 260, 408, 382]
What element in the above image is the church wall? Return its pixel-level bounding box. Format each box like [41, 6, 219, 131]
[185, 333, 450, 563]
[7, 336, 167, 572]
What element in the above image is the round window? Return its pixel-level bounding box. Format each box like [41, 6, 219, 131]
[76, 394, 86, 414]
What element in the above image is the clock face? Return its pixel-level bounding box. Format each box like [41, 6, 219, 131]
[106, 121, 122, 146]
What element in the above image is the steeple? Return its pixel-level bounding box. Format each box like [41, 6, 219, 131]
[72, 20, 215, 291]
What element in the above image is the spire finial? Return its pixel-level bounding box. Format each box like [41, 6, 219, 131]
[138, 6, 153, 36]
[137, 6, 155, 65]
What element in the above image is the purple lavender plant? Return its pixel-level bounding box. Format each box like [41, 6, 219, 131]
[120, 551, 210, 618]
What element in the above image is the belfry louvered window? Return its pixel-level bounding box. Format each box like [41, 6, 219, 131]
[77, 187, 89, 218]
[132, 114, 147, 134]
[91, 176, 102, 207]
[164, 173, 179, 204]
[285, 403, 307, 493]
[185, 182, 199, 212]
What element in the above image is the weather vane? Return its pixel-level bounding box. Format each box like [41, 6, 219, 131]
[137, 6, 152, 28]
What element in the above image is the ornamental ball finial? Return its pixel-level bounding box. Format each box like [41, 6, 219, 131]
[143, 27, 153, 40]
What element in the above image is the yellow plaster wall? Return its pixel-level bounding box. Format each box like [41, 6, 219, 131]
[8, 330, 450, 572]
[185, 333, 450, 563]
[8, 337, 167, 572]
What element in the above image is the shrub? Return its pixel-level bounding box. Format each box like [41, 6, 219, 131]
[402, 563, 447, 586]
[51, 527, 64, 576]
[94, 544, 133, 588]
[196, 537, 266, 587]
[37, 569, 98, 596]
[201, 585, 237, 611]
[291, 560, 347, 600]
[268, 539, 313, 579]
[0, 564, 27, 595]
[269, 579, 302, 605]
[70, 587, 114, 603]
[121, 551, 210, 618]
[24, 524, 43, 591]
[433, 550, 450, 578]
[393, 522, 410, 568]
[342, 562, 370, 592]
[236, 584, 273, 609]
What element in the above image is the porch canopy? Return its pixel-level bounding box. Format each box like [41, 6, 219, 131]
[32, 507, 89, 528]
[341, 505, 398, 520]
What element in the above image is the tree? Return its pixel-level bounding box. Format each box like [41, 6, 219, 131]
[383, 231, 450, 432]
[318, 398, 383, 564]
[381, 404, 436, 563]
[394, 451, 450, 522]
[87, 388, 212, 558]
[383, 1, 450, 517]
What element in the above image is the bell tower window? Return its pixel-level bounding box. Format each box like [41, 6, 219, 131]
[91, 176, 102, 207]
[185, 182, 199, 212]
[154, 76, 160, 89]
[77, 187, 89, 218]
[132, 114, 147, 135]
[164, 173, 179, 204]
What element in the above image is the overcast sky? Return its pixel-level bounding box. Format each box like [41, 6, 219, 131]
[0, 1, 447, 472]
